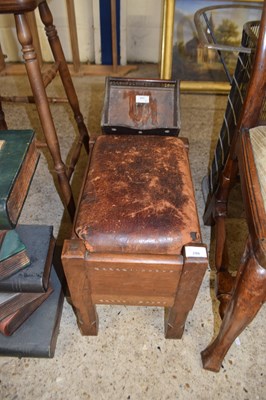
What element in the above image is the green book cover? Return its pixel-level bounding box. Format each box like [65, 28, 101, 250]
[0, 229, 30, 280]
[0, 130, 39, 229]
[0, 229, 27, 262]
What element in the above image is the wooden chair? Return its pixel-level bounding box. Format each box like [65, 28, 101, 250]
[201, 5, 266, 372]
[62, 134, 208, 337]
[0, 0, 90, 219]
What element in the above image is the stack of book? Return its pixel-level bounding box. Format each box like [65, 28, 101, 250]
[0, 130, 64, 358]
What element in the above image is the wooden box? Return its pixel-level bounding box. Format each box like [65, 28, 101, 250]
[101, 77, 180, 136]
[62, 135, 208, 338]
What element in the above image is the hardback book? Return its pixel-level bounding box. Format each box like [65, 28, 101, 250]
[0, 229, 30, 280]
[0, 266, 64, 358]
[0, 286, 53, 336]
[0, 130, 40, 230]
[0, 225, 54, 292]
[0, 290, 51, 322]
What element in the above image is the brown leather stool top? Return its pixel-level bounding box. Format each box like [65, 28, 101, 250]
[76, 135, 201, 255]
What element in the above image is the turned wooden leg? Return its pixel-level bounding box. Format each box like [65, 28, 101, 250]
[39, 1, 90, 179]
[214, 216, 235, 318]
[0, 101, 7, 130]
[165, 245, 208, 338]
[201, 241, 266, 372]
[62, 240, 98, 336]
[212, 157, 239, 317]
[14, 13, 75, 220]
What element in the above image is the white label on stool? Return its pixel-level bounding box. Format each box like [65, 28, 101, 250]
[185, 246, 207, 258]
[136, 95, 149, 104]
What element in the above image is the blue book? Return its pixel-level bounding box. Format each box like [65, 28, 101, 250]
[0, 267, 64, 358]
[0, 225, 55, 293]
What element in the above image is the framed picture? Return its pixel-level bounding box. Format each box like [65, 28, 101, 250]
[160, 0, 263, 92]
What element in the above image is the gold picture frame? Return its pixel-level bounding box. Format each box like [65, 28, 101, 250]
[160, 0, 263, 93]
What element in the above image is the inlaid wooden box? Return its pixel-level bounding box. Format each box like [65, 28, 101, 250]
[101, 77, 180, 136]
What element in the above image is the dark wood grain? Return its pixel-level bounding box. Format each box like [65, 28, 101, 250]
[201, 3, 266, 372]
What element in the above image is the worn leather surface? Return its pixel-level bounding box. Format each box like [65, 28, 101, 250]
[75, 135, 201, 255]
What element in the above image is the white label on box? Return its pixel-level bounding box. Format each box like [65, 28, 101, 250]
[136, 95, 149, 104]
[185, 246, 207, 258]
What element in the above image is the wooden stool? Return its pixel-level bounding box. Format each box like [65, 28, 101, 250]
[62, 135, 208, 337]
[0, 0, 90, 219]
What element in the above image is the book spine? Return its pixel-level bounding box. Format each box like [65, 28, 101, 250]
[0, 135, 40, 230]
[0, 267, 64, 358]
[0, 278, 45, 293]
[0, 201, 11, 230]
[0, 287, 53, 336]
[0, 290, 64, 358]
[0, 292, 43, 320]
[0, 346, 53, 358]
[6, 140, 39, 228]
[0, 229, 54, 292]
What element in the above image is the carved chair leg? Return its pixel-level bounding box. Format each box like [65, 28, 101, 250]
[201, 239, 266, 372]
[211, 154, 240, 317]
[62, 240, 98, 336]
[214, 217, 235, 318]
[14, 13, 75, 219]
[38, 1, 90, 179]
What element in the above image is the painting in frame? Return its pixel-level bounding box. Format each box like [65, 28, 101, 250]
[160, 0, 263, 92]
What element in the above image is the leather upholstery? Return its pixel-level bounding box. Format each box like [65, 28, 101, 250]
[75, 135, 201, 255]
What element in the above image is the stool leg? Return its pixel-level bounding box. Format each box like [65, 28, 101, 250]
[38, 1, 90, 179]
[165, 253, 207, 339]
[0, 101, 7, 130]
[201, 242, 266, 372]
[14, 13, 75, 219]
[62, 240, 98, 335]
